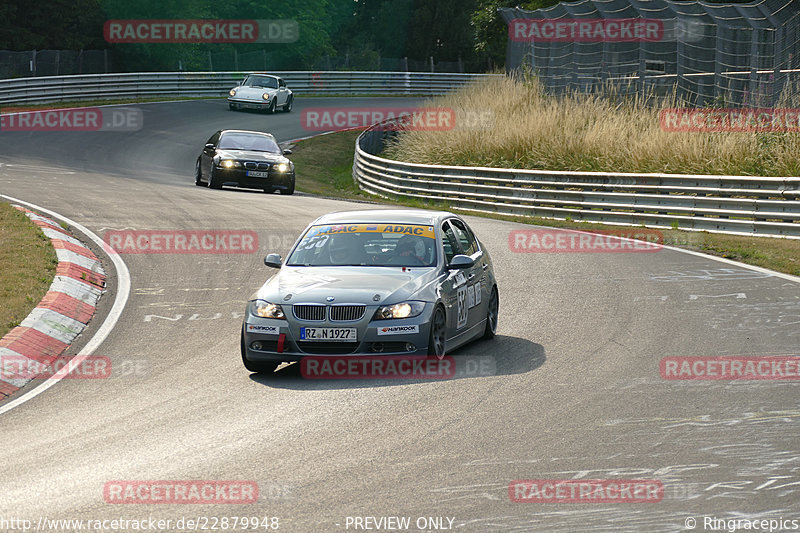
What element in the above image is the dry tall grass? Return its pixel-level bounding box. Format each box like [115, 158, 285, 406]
[383, 74, 800, 176]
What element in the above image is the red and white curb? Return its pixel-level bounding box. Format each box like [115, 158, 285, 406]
[0, 206, 105, 400]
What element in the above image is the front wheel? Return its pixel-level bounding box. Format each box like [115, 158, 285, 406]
[241, 329, 279, 374]
[228, 102, 236, 111]
[278, 180, 295, 195]
[194, 159, 203, 186]
[483, 287, 499, 339]
[207, 169, 222, 189]
[428, 305, 447, 360]
[268, 99, 277, 114]
[283, 96, 293, 113]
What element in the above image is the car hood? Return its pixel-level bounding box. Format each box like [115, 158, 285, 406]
[232, 86, 278, 100]
[253, 266, 440, 305]
[216, 149, 287, 163]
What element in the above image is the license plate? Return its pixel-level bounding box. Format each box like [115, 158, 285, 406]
[299, 327, 357, 342]
[246, 170, 269, 177]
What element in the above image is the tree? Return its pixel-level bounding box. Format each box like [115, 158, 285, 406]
[471, 0, 558, 69]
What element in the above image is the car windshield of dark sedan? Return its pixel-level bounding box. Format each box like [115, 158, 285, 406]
[287, 224, 437, 267]
[242, 75, 278, 89]
[218, 133, 281, 153]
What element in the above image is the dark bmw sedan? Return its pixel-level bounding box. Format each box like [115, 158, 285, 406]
[195, 129, 295, 194]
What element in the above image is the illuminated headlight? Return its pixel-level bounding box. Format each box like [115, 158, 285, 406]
[229, 89, 236, 97]
[275, 162, 290, 172]
[374, 301, 425, 320]
[221, 160, 238, 168]
[262, 93, 270, 101]
[250, 300, 286, 319]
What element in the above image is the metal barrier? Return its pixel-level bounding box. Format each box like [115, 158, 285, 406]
[0, 71, 498, 105]
[353, 122, 800, 238]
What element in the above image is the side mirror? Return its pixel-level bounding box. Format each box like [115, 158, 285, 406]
[204, 143, 215, 154]
[264, 253, 283, 268]
[282, 149, 293, 156]
[447, 255, 474, 270]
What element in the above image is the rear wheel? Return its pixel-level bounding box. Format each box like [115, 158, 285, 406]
[483, 287, 499, 339]
[428, 305, 447, 360]
[241, 329, 279, 374]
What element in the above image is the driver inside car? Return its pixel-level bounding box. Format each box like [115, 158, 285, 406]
[389, 235, 428, 265]
[327, 233, 367, 265]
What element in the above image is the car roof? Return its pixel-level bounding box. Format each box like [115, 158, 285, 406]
[311, 209, 456, 226]
[219, 129, 276, 138]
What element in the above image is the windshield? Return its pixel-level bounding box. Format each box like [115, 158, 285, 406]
[217, 133, 280, 153]
[287, 224, 437, 267]
[241, 75, 278, 89]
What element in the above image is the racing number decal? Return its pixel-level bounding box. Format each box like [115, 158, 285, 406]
[457, 286, 468, 329]
[300, 234, 328, 250]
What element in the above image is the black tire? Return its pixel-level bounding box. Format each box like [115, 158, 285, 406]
[278, 180, 295, 195]
[241, 329, 279, 374]
[283, 96, 293, 113]
[207, 169, 222, 189]
[228, 102, 236, 111]
[194, 159, 203, 186]
[483, 287, 499, 339]
[268, 98, 277, 114]
[428, 305, 447, 360]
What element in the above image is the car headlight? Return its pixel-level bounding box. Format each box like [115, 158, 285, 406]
[229, 89, 236, 97]
[250, 300, 286, 319]
[373, 301, 425, 320]
[275, 162, 290, 172]
[220, 159, 238, 168]
[262, 93, 270, 101]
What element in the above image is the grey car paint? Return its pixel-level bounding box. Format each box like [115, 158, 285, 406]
[241, 209, 499, 372]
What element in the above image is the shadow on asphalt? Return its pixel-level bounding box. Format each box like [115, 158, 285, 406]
[248, 335, 545, 390]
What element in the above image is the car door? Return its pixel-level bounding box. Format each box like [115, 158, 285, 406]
[439, 220, 470, 336]
[448, 218, 487, 332]
[277, 78, 288, 106]
[200, 131, 220, 179]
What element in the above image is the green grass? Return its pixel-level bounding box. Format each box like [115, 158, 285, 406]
[291, 129, 800, 277]
[0, 203, 58, 338]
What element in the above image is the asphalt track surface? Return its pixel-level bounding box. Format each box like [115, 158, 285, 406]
[0, 97, 798, 533]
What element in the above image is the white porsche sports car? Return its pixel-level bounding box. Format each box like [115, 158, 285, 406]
[227, 74, 293, 113]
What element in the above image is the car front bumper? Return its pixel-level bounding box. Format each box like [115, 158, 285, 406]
[213, 166, 294, 190]
[228, 97, 271, 109]
[242, 304, 435, 363]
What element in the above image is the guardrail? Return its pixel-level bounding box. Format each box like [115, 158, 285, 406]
[0, 71, 498, 105]
[353, 122, 800, 238]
